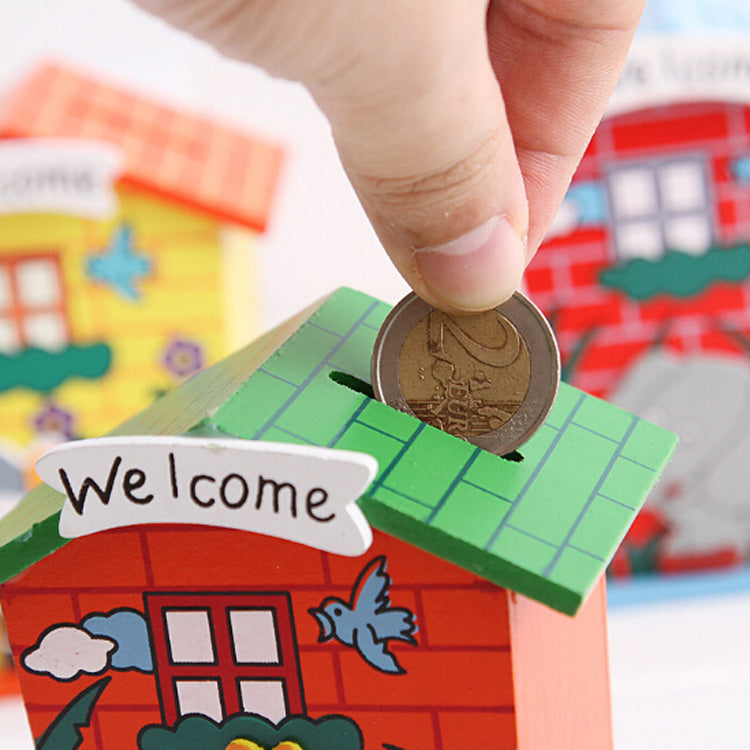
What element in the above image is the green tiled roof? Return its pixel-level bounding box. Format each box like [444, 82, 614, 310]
[0, 288, 676, 615]
[214, 288, 677, 614]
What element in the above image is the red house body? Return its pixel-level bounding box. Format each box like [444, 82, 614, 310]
[528, 100, 750, 398]
[1, 525, 610, 749]
[0, 287, 675, 749]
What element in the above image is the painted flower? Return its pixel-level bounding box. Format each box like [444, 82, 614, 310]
[161, 338, 205, 379]
[32, 403, 75, 440]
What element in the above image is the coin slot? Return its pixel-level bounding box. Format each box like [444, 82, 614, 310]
[328, 370, 375, 399]
[328, 371, 524, 462]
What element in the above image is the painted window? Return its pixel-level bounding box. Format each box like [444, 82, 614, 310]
[145, 592, 304, 727]
[0, 253, 69, 352]
[607, 156, 713, 260]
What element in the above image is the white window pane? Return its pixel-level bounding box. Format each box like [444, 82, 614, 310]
[0, 269, 11, 311]
[659, 161, 707, 212]
[165, 610, 215, 664]
[229, 610, 279, 664]
[175, 679, 223, 721]
[0, 318, 19, 353]
[609, 167, 658, 218]
[16, 259, 60, 307]
[615, 220, 664, 260]
[239, 680, 287, 723]
[23, 313, 67, 350]
[664, 214, 713, 255]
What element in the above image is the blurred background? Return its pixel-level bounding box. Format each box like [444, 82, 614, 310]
[1, 1, 750, 748]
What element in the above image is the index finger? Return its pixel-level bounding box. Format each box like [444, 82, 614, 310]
[487, 0, 646, 254]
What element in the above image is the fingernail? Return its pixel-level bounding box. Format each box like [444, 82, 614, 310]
[414, 216, 526, 310]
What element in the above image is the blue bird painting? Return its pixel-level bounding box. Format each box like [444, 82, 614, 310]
[86, 224, 151, 301]
[308, 556, 417, 674]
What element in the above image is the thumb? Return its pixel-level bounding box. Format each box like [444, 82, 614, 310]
[312, 10, 529, 312]
[131, 0, 527, 311]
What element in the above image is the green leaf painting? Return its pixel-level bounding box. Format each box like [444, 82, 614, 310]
[138, 713, 363, 750]
[35, 676, 111, 750]
[600, 244, 750, 300]
[0, 342, 111, 394]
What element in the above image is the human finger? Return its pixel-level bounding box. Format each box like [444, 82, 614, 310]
[486, 0, 646, 256]
[133, 0, 530, 312]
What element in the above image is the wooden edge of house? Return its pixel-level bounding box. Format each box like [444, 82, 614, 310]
[0, 293, 332, 583]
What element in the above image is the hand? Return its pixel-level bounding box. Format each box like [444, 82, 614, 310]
[133, 0, 644, 312]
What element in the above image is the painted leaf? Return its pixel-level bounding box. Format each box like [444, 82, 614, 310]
[35, 676, 111, 750]
[0, 343, 111, 394]
[599, 245, 750, 301]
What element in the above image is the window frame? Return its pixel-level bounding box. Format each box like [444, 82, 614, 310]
[145, 591, 305, 727]
[0, 252, 70, 352]
[605, 154, 715, 261]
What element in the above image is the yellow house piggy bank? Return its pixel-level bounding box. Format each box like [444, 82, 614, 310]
[0, 63, 283, 497]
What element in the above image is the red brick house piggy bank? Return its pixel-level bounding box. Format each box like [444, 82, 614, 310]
[525, 37, 750, 575]
[0, 289, 676, 749]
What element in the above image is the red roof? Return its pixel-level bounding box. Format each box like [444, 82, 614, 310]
[0, 64, 284, 231]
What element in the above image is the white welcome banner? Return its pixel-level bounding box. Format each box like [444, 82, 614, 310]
[609, 36, 750, 116]
[0, 139, 122, 218]
[37, 437, 377, 557]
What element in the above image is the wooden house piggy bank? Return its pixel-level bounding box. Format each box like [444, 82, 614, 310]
[0, 63, 282, 495]
[526, 24, 750, 576]
[0, 289, 676, 749]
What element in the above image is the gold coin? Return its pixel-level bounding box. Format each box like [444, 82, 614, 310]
[371, 292, 560, 455]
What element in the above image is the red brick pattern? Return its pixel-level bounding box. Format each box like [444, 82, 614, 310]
[13, 529, 151, 589]
[96, 709, 164, 750]
[439, 710, 517, 747]
[2, 526, 518, 749]
[611, 109, 730, 151]
[529, 101, 750, 397]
